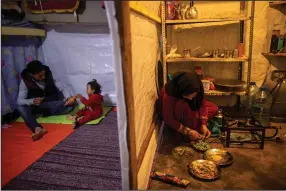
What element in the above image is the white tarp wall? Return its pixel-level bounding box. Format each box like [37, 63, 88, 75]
[41, 30, 116, 105]
[105, 2, 129, 190]
[129, 1, 161, 190]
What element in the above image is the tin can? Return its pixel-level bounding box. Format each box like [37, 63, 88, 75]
[213, 49, 219, 58]
[184, 49, 191, 58]
[224, 49, 230, 58]
[233, 49, 239, 58]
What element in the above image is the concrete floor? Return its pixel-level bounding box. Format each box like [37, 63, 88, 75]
[149, 124, 286, 190]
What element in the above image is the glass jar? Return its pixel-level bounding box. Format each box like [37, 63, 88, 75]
[184, 49, 191, 58]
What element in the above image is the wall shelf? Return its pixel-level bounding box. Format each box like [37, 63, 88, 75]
[269, 1, 286, 6]
[262, 53, 286, 57]
[167, 56, 249, 63]
[1, 26, 45, 37]
[161, 1, 255, 100]
[166, 17, 250, 25]
[205, 90, 246, 96]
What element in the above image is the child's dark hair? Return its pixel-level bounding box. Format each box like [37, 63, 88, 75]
[88, 79, 102, 94]
[27, 60, 45, 74]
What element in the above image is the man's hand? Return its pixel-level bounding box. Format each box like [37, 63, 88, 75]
[33, 97, 44, 105]
[188, 130, 203, 141]
[200, 125, 211, 139]
[64, 96, 76, 106]
[76, 94, 83, 98]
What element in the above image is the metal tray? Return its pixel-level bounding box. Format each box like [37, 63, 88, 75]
[214, 79, 247, 92]
[188, 160, 221, 181]
[203, 149, 233, 166]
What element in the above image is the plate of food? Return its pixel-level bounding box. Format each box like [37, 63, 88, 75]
[172, 146, 193, 158]
[190, 140, 211, 152]
[188, 160, 221, 180]
[203, 149, 233, 166]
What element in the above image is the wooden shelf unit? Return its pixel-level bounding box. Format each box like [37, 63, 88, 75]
[166, 16, 250, 25]
[161, 1, 255, 98]
[167, 56, 249, 63]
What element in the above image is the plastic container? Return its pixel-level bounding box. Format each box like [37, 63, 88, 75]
[250, 86, 272, 127]
[201, 80, 210, 92]
[249, 82, 259, 108]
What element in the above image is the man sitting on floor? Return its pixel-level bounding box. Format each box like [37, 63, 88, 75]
[17, 60, 76, 141]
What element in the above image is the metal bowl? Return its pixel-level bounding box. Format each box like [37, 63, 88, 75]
[190, 140, 211, 152]
[172, 146, 193, 158]
[203, 148, 233, 166]
[188, 159, 221, 181]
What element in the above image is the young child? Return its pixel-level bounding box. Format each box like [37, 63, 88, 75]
[72, 79, 104, 129]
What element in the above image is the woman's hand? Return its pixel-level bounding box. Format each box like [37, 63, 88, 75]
[188, 130, 203, 141]
[200, 125, 211, 139]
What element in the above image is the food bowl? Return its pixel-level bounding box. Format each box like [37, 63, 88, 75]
[188, 159, 221, 181]
[203, 148, 233, 167]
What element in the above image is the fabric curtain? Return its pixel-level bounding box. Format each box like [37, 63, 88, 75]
[1, 35, 44, 115]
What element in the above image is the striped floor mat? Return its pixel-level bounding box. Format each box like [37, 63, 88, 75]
[3, 111, 122, 190]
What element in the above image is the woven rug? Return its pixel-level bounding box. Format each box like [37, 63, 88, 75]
[3, 111, 122, 190]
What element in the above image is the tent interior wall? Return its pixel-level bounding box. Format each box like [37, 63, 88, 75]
[1, 1, 117, 119]
[25, 1, 116, 106]
[129, 1, 161, 190]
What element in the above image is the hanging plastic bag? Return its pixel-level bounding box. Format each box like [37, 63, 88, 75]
[166, 44, 182, 58]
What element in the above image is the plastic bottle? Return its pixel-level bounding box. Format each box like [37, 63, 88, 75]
[248, 82, 259, 108]
[166, 1, 175, 20]
[250, 86, 272, 127]
[215, 109, 224, 132]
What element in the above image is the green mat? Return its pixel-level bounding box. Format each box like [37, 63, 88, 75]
[16, 106, 113, 125]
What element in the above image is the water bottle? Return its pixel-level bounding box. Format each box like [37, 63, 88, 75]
[215, 109, 224, 132]
[250, 86, 272, 127]
[249, 82, 259, 108]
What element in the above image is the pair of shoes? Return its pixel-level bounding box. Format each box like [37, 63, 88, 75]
[31, 128, 48, 141]
[73, 121, 80, 129]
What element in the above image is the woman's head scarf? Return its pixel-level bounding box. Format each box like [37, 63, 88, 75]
[165, 72, 204, 111]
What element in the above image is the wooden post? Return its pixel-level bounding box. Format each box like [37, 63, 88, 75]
[136, 122, 158, 172]
[115, 1, 138, 190]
